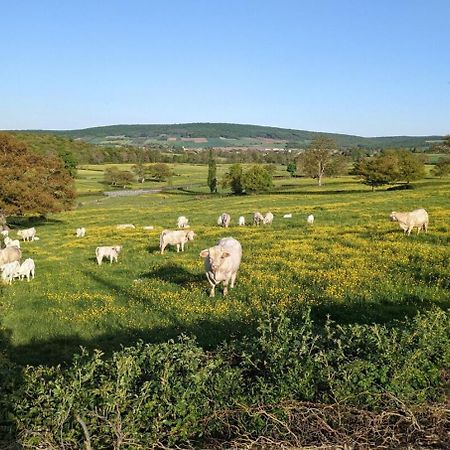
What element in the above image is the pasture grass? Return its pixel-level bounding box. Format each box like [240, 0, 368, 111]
[1, 171, 449, 366]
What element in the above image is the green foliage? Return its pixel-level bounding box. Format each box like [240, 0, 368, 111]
[131, 162, 146, 183]
[287, 161, 297, 176]
[387, 149, 426, 184]
[242, 165, 274, 193]
[222, 163, 244, 194]
[297, 136, 340, 186]
[104, 167, 134, 188]
[4, 308, 449, 448]
[57, 147, 78, 177]
[207, 149, 218, 193]
[147, 163, 173, 182]
[353, 150, 425, 190]
[432, 158, 450, 177]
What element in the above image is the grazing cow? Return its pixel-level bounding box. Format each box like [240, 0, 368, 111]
[16, 258, 35, 282]
[95, 245, 123, 265]
[116, 224, 135, 230]
[142, 226, 154, 230]
[218, 213, 231, 228]
[253, 212, 264, 226]
[160, 230, 195, 254]
[307, 214, 314, 225]
[263, 212, 274, 225]
[389, 209, 429, 235]
[0, 261, 20, 285]
[76, 227, 86, 238]
[200, 237, 242, 297]
[283, 213, 292, 219]
[4, 237, 20, 248]
[177, 216, 189, 229]
[238, 216, 246, 226]
[17, 227, 36, 241]
[0, 246, 21, 265]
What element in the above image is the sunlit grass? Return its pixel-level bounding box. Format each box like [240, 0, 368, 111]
[1, 171, 449, 365]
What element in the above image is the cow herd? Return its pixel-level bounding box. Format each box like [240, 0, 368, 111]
[0, 208, 429, 296]
[0, 227, 38, 284]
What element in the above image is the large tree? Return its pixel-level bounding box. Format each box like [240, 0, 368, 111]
[207, 149, 218, 193]
[242, 165, 273, 193]
[387, 149, 425, 184]
[352, 155, 396, 191]
[432, 159, 450, 177]
[221, 164, 243, 194]
[297, 136, 339, 186]
[104, 168, 134, 188]
[0, 133, 75, 217]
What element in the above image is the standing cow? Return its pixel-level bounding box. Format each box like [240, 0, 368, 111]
[218, 213, 231, 228]
[200, 237, 242, 297]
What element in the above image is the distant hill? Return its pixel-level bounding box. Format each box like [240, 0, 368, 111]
[23, 122, 443, 149]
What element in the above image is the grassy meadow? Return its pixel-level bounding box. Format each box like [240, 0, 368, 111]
[1, 167, 450, 367]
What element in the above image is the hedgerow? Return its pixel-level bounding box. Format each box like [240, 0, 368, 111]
[2, 307, 449, 448]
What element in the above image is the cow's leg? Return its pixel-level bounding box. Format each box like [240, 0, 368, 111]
[181, 241, 185, 252]
[223, 280, 229, 296]
[160, 243, 166, 254]
[206, 273, 216, 297]
[230, 272, 237, 289]
[97, 256, 102, 265]
[176, 244, 180, 252]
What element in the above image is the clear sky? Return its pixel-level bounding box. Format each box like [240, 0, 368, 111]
[1, 0, 449, 136]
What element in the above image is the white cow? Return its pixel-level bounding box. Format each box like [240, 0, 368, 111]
[76, 227, 86, 238]
[16, 258, 35, 282]
[4, 237, 20, 248]
[95, 245, 123, 265]
[283, 213, 292, 219]
[177, 216, 189, 229]
[200, 237, 242, 297]
[253, 212, 264, 226]
[116, 224, 135, 230]
[160, 230, 195, 254]
[17, 227, 36, 241]
[238, 216, 246, 226]
[0, 246, 21, 265]
[389, 209, 429, 235]
[263, 212, 274, 225]
[218, 213, 231, 228]
[307, 214, 315, 225]
[1, 230, 8, 237]
[0, 261, 20, 285]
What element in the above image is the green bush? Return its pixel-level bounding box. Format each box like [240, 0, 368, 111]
[3, 308, 449, 448]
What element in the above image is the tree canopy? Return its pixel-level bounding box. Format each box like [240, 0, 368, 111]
[242, 165, 274, 193]
[297, 136, 341, 186]
[0, 133, 75, 217]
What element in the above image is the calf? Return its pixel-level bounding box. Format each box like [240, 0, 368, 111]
[160, 230, 195, 254]
[96, 245, 123, 265]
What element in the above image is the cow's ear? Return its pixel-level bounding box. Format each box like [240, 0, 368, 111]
[199, 249, 209, 258]
[222, 252, 231, 258]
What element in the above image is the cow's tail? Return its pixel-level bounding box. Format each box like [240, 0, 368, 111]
[160, 230, 168, 249]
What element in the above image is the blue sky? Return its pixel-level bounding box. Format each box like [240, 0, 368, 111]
[0, 0, 449, 136]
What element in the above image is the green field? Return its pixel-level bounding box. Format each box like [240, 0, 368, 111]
[1, 167, 449, 368]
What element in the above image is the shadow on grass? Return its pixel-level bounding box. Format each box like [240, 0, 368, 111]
[7, 216, 64, 228]
[140, 263, 205, 286]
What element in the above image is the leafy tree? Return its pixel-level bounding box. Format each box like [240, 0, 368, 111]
[104, 168, 134, 188]
[352, 153, 399, 191]
[387, 149, 425, 184]
[222, 164, 243, 194]
[132, 163, 147, 183]
[57, 147, 78, 177]
[432, 159, 450, 177]
[207, 149, 218, 193]
[287, 161, 297, 176]
[0, 133, 75, 217]
[297, 136, 338, 186]
[147, 163, 173, 182]
[242, 165, 273, 193]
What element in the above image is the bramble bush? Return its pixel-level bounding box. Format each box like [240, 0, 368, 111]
[1, 307, 449, 448]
